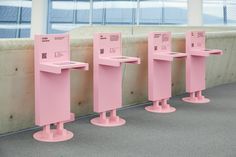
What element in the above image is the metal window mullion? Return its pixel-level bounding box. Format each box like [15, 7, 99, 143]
[223, 0, 227, 25]
[136, 0, 140, 25]
[161, 0, 165, 24]
[47, 0, 51, 34]
[16, 0, 23, 38]
[73, 0, 77, 24]
[102, 1, 106, 25]
[89, 0, 93, 25]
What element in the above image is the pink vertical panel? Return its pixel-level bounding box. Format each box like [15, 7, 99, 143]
[93, 33, 122, 113]
[185, 31, 206, 93]
[91, 32, 140, 127]
[148, 32, 172, 101]
[34, 34, 71, 126]
[146, 32, 186, 113]
[183, 31, 223, 104]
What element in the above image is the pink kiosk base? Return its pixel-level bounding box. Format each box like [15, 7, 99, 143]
[34, 34, 88, 142]
[146, 32, 186, 113]
[91, 110, 126, 127]
[182, 91, 210, 104]
[145, 100, 176, 113]
[183, 31, 223, 104]
[33, 123, 73, 142]
[92, 33, 140, 127]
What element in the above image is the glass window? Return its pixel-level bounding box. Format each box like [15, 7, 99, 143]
[226, 0, 236, 24]
[92, 0, 104, 24]
[139, 0, 162, 24]
[49, 0, 74, 23]
[0, 0, 32, 38]
[76, 0, 90, 23]
[92, 0, 136, 25]
[203, 0, 224, 25]
[163, 0, 187, 24]
[0, 26, 17, 38]
[0, 4, 18, 22]
[48, 0, 90, 33]
[139, 0, 187, 25]
[48, 0, 189, 33]
[203, 0, 236, 25]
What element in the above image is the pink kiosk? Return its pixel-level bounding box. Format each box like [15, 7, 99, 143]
[145, 32, 186, 113]
[182, 31, 223, 103]
[34, 34, 88, 142]
[91, 33, 140, 127]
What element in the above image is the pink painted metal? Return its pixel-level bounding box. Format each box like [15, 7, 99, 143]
[34, 34, 88, 142]
[91, 32, 140, 127]
[146, 32, 186, 113]
[182, 31, 223, 103]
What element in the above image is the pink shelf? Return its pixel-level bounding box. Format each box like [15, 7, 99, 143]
[40, 61, 88, 74]
[153, 52, 187, 61]
[190, 49, 223, 57]
[99, 56, 140, 67]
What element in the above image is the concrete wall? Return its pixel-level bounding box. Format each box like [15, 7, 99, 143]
[0, 27, 236, 134]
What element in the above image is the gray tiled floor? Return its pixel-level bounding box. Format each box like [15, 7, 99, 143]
[0, 83, 236, 157]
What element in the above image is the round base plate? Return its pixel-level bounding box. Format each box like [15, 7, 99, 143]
[33, 129, 73, 142]
[90, 117, 126, 127]
[182, 97, 210, 104]
[145, 105, 176, 113]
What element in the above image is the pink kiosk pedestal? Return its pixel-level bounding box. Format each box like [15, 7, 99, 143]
[91, 33, 140, 127]
[34, 34, 88, 142]
[182, 31, 223, 104]
[145, 32, 186, 113]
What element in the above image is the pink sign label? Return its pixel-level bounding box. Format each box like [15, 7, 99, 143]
[37, 34, 69, 63]
[189, 31, 205, 51]
[152, 32, 171, 52]
[96, 33, 121, 57]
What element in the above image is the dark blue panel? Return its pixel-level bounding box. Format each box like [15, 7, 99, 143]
[20, 28, 30, 38]
[0, 29, 17, 38]
[106, 8, 134, 24]
[0, 6, 18, 22]
[21, 7, 31, 22]
[92, 0, 103, 24]
[49, 0, 74, 23]
[92, 0, 136, 25]
[0, 1, 32, 38]
[164, 8, 187, 24]
[139, 8, 162, 24]
[203, 14, 224, 24]
[92, 8, 103, 24]
[50, 9, 74, 22]
[76, 10, 90, 23]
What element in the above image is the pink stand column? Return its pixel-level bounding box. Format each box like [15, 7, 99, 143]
[91, 32, 140, 127]
[145, 32, 186, 113]
[34, 34, 88, 142]
[182, 31, 223, 104]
